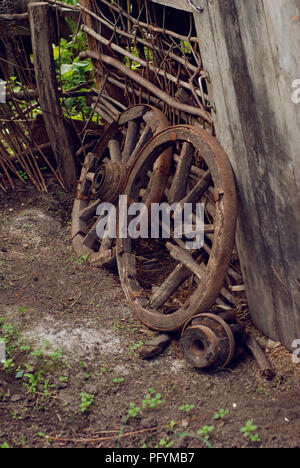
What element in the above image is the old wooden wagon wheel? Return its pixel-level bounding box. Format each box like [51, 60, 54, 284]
[116, 125, 237, 331]
[71, 104, 171, 268]
[180, 312, 243, 370]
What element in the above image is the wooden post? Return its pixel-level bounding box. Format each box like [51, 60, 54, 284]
[28, 2, 77, 191]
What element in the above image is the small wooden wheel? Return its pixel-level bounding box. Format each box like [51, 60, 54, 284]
[116, 125, 237, 331]
[71, 105, 171, 268]
[180, 313, 236, 370]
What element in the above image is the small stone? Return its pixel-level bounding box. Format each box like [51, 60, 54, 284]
[76, 372, 87, 381]
[85, 384, 98, 395]
[141, 417, 157, 429]
[55, 381, 68, 390]
[139, 334, 172, 359]
[11, 394, 22, 402]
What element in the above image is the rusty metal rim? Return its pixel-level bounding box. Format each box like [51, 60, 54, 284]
[116, 125, 237, 332]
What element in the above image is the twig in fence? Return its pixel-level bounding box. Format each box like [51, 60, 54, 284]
[80, 50, 212, 124]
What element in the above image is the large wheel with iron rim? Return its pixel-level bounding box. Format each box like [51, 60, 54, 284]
[116, 125, 237, 332]
[71, 105, 171, 268]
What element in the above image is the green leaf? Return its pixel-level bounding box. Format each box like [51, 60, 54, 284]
[60, 64, 74, 75]
[15, 370, 24, 379]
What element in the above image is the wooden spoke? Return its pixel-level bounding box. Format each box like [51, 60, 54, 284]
[83, 220, 99, 250]
[150, 251, 204, 310]
[166, 243, 203, 280]
[173, 153, 206, 179]
[169, 142, 193, 203]
[79, 199, 100, 222]
[122, 120, 140, 163]
[127, 124, 153, 167]
[204, 224, 214, 234]
[150, 263, 192, 309]
[99, 223, 114, 251]
[178, 170, 212, 208]
[108, 139, 121, 163]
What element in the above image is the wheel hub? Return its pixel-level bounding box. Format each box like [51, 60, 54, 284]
[91, 162, 127, 203]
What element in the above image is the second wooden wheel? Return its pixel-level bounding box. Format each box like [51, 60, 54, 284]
[71, 105, 171, 268]
[116, 125, 237, 332]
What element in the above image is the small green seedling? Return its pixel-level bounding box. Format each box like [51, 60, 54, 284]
[214, 408, 229, 420]
[18, 170, 28, 180]
[142, 388, 162, 409]
[113, 377, 125, 385]
[2, 359, 15, 371]
[24, 370, 44, 394]
[240, 420, 261, 442]
[127, 402, 140, 418]
[77, 254, 88, 265]
[59, 376, 68, 383]
[157, 438, 174, 448]
[178, 403, 195, 413]
[168, 419, 177, 430]
[30, 349, 44, 358]
[79, 392, 95, 413]
[197, 425, 215, 448]
[197, 425, 215, 440]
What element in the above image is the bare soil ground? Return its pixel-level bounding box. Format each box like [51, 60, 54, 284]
[0, 179, 300, 449]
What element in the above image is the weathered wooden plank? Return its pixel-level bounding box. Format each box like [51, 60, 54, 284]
[28, 2, 77, 191]
[233, 0, 300, 348]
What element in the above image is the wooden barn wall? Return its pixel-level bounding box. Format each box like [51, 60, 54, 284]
[191, 0, 300, 350]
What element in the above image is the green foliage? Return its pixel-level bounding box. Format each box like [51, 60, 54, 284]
[213, 408, 229, 420]
[197, 425, 215, 448]
[113, 377, 125, 385]
[178, 403, 195, 413]
[142, 388, 162, 409]
[60, 0, 81, 5]
[0, 319, 19, 370]
[79, 392, 95, 413]
[53, 31, 94, 120]
[18, 171, 29, 180]
[127, 402, 140, 418]
[2, 358, 14, 371]
[157, 438, 174, 448]
[240, 420, 261, 443]
[197, 425, 215, 440]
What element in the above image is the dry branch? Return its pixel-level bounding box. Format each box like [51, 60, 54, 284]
[80, 50, 212, 123]
[245, 334, 276, 380]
